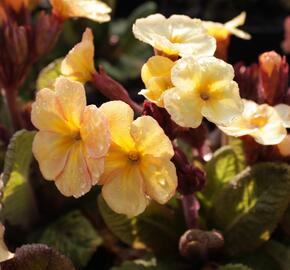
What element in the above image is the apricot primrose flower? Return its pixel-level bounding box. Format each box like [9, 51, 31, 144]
[202, 12, 251, 41]
[99, 101, 177, 217]
[163, 56, 243, 128]
[218, 99, 288, 145]
[31, 77, 111, 198]
[140, 55, 175, 107]
[132, 14, 216, 58]
[50, 0, 111, 23]
[61, 28, 96, 83]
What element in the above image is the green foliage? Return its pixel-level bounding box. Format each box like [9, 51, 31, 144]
[36, 58, 63, 91]
[0, 244, 76, 270]
[218, 264, 252, 270]
[36, 210, 102, 269]
[212, 163, 290, 255]
[111, 255, 189, 270]
[98, 195, 184, 254]
[1, 130, 38, 229]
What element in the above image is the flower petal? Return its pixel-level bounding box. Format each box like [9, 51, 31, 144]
[55, 77, 86, 129]
[130, 116, 174, 159]
[163, 87, 203, 128]
[0, 224, 14, 262]
[274, 104, 290, 128]
[55, 142, 94, 198]
[31, 88, 70, 134]
[80, 105, 110, 158]
[99, 101, 135, 150]
[102, 165, 149, 217]
[202, 81, 243, 125]
[32, 131, 72, 180]
[61, 28, 96, 83]
[140, 157, 177, 204]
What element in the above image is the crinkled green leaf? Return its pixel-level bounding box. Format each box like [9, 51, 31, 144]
[264, 240, 290, 270]
[1, 130, 38, 229]
[111, 255, 189, 270]
[36, 58, 63, 91]
[37, 210, 102, 269]
[0, 244, 76, 270]
[218, 264, 252, 270]
[203, 145, 246, 206]
[98, 195, 184, 254]
[212, 163, 290, 255]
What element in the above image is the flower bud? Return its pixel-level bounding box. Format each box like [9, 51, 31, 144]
[92, 66, 142, 114]
[282, 16, 290, 54]
[259, 51, 289, 105]
[172, 147, 206, 195]
[179, 229, 224, 260]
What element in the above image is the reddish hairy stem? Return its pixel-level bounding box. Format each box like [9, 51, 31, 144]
[181, 194, 200, 229]
[4, 87, 23, 130]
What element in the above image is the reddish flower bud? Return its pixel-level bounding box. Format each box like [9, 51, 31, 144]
[92, 66, 142, 114]
[172, 147, 206, 195]
[259, 51, 289, 105]
[234, 62, 259, 103]
[179, 229, 224, 260]
[282, 16, 290, 54]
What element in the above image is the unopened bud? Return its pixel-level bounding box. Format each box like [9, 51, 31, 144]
[259, 51, 289, 105]
[179, 229, 224, 260]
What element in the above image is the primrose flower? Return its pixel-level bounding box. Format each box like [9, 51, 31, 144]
[163, 56, 243, 128]
[31, 77, 110, 198]
[203, 12, 251, 60]
[133, 14, 216, 57]
[277, 135, 290, 157]
[274, 103, 290, 127]
[61, 28, 96, 83]
[99, 101, 177, 217]
[140, 55, 175, 107]
[218, 99, 288, 145]
[0, 223, 14, 262]
[50, 0, 111, 23]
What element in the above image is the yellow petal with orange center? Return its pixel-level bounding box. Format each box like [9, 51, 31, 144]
[32, 131, 72, 180]
[80, 105, 111, 158]
[50, 0, 111, 22]
[130, 116, 174, 159]
[99, 101, 135, 151]
[140, 157, 177, 204]
[61, 28, 96, 83]
[102, 165, 149, 217]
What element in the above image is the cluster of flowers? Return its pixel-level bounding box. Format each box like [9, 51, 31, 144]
[30, 10, 290, 218]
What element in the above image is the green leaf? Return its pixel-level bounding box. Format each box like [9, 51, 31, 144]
[0, 244, 76, 270]
[203, 145, 246, 206]
[212, 163, 290, 255]
[111, 255, 189, 270]
[1, 130, 38, 229]
[98, 195, 184, 254]
[36, 58, 63, 91]
[218, 264, 252, 270]
[264, 240, 290, 270]
[37, 210, 102, 269]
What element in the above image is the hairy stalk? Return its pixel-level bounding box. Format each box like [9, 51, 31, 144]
[181, 194, 200, 229]
[4, 87, 23, 130]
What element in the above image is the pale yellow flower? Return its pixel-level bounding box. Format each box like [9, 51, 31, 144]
[50, 0, 111, 23]
[277, 134, 290, 157]
[61, 28, 96, 83]
[31, 77, 110, 198]
[163, 56, 243, 128]
[203, 12, 251, 40]
[133, 14, 216, 57]
[0, 223, 14, 262]
[219, 99, 287, 145]
[274, 104, 290, 128]
[99, 101, 177, 217]
[140, 55, 175, 107]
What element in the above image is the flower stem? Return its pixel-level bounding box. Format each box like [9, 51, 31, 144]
[181, 194, 200, 229]
[4, 87, 23, 130]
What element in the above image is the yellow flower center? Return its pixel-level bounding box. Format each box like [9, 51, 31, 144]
[73, 131, 82, 141]
[249, 114, 268, 128]
[169, 34, 183, 44]
[200, 92, 210, 101]
[128, 150, 140, 162]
